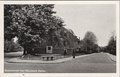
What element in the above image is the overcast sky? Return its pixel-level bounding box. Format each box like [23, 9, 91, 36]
[54, 4, 116, 46]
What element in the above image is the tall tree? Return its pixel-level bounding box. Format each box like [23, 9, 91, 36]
[81, 31, 98, 53]
[4, 5, 65, 55]
[107, 35, 116, 55]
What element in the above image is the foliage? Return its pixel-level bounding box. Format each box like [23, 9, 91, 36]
[106, 35, 116, 55]
[4, 39, 23, 52]
[80, 31, 98, 54]
[4, 5, 79, 55]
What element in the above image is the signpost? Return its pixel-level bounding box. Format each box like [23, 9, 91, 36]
[46, 46, 53, 54]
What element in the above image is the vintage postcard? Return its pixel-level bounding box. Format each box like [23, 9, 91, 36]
[0, 1, 119, 77]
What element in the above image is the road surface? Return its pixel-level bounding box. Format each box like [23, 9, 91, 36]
[4, 53, 116, 73]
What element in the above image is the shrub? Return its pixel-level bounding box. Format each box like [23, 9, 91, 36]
[4, 40, 23, 52]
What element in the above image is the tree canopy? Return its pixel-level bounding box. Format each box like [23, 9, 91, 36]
[80, 31, 98, 53]
[106, 35, 116, 55]
[4, 5, 79, 55]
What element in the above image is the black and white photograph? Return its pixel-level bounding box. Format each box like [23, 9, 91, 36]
[1, 1, 119, 77]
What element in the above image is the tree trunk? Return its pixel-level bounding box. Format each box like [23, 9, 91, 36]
[23, 46, 27, 55]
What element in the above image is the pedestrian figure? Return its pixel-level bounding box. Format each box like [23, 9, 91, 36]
[64, 48, 67, 56]
[72, 49, 76, 58]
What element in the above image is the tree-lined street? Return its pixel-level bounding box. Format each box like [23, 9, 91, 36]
[4, 4, 117, 73]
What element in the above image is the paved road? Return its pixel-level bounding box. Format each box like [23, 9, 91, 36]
[4, 53, 116, 73]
